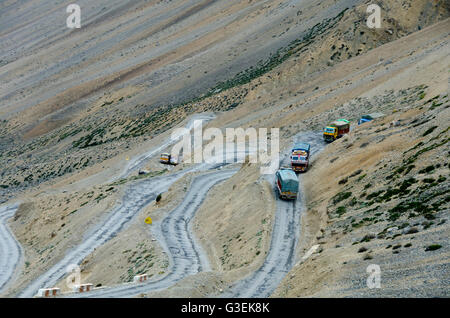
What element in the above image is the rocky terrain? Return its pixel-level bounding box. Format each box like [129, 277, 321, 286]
[0, 0, 448, 298]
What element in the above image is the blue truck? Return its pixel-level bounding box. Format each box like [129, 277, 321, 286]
[290, 143, 311, 173]
[275, 168, 299, 200]
[358, 113, 384, 125]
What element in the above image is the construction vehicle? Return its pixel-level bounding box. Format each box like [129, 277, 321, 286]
[290, 143, 311, 173]
[323, 119, 350, 142]
[275, 168, 299, 200]
[358, 112, 384, 125]
[160, 153, 178, 165]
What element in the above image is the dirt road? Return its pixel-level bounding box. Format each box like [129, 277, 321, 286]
[0, 204, 22, 294]
[64, 169, 237, 298]
[117, 113, 216, 180]
[223, 131, 326, 297]
[4, 131, 325, 298]
[7, 110, 261, 297]
[18, 163, 229, 297]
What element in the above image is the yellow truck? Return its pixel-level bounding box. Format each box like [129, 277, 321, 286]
[323, 119, 350, 142]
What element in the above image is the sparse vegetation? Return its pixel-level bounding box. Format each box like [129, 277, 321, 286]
[425, 244, 442, 251]
[358, 246, 368, 253]
[332, 191, 352, 204]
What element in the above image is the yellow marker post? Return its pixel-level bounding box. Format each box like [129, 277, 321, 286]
[145, 217, 152, 225]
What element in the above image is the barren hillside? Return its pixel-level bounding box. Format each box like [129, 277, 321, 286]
[0, 0, 448, 298]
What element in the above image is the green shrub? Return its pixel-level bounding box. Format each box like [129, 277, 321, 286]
[332, 191, 352, 204]
[358, 247, 368, 253]
[366, 190, 384, 200]
[357, 174, 366, 181]
[422, 126, 437, 136]
[336, 206, 347, 216]
[425, 244, 442, 251]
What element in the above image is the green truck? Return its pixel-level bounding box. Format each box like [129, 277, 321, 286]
[275, 168, 299, 200]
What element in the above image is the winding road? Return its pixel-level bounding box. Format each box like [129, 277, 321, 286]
[18, 164, 232, 298]
[116, 113, 216, 180]
[0, 128, 325, 298]
[66, 169, 237, 298]
[223, 131, 326, 297]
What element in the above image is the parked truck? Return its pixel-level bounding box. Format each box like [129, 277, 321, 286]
[275, 168, 299, 200]
[358, 112, 384, 125]
[290, 143, 311, 173]
[323, 119, 350, 142]
[160, 153, 178, 165]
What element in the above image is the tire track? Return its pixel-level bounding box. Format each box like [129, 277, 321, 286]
[223, 198, 301, 298]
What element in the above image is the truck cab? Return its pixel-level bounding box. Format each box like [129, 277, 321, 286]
[290, 143, 311, 173]
[275, 168, 299, 200]
[323, 126, 337, 142]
